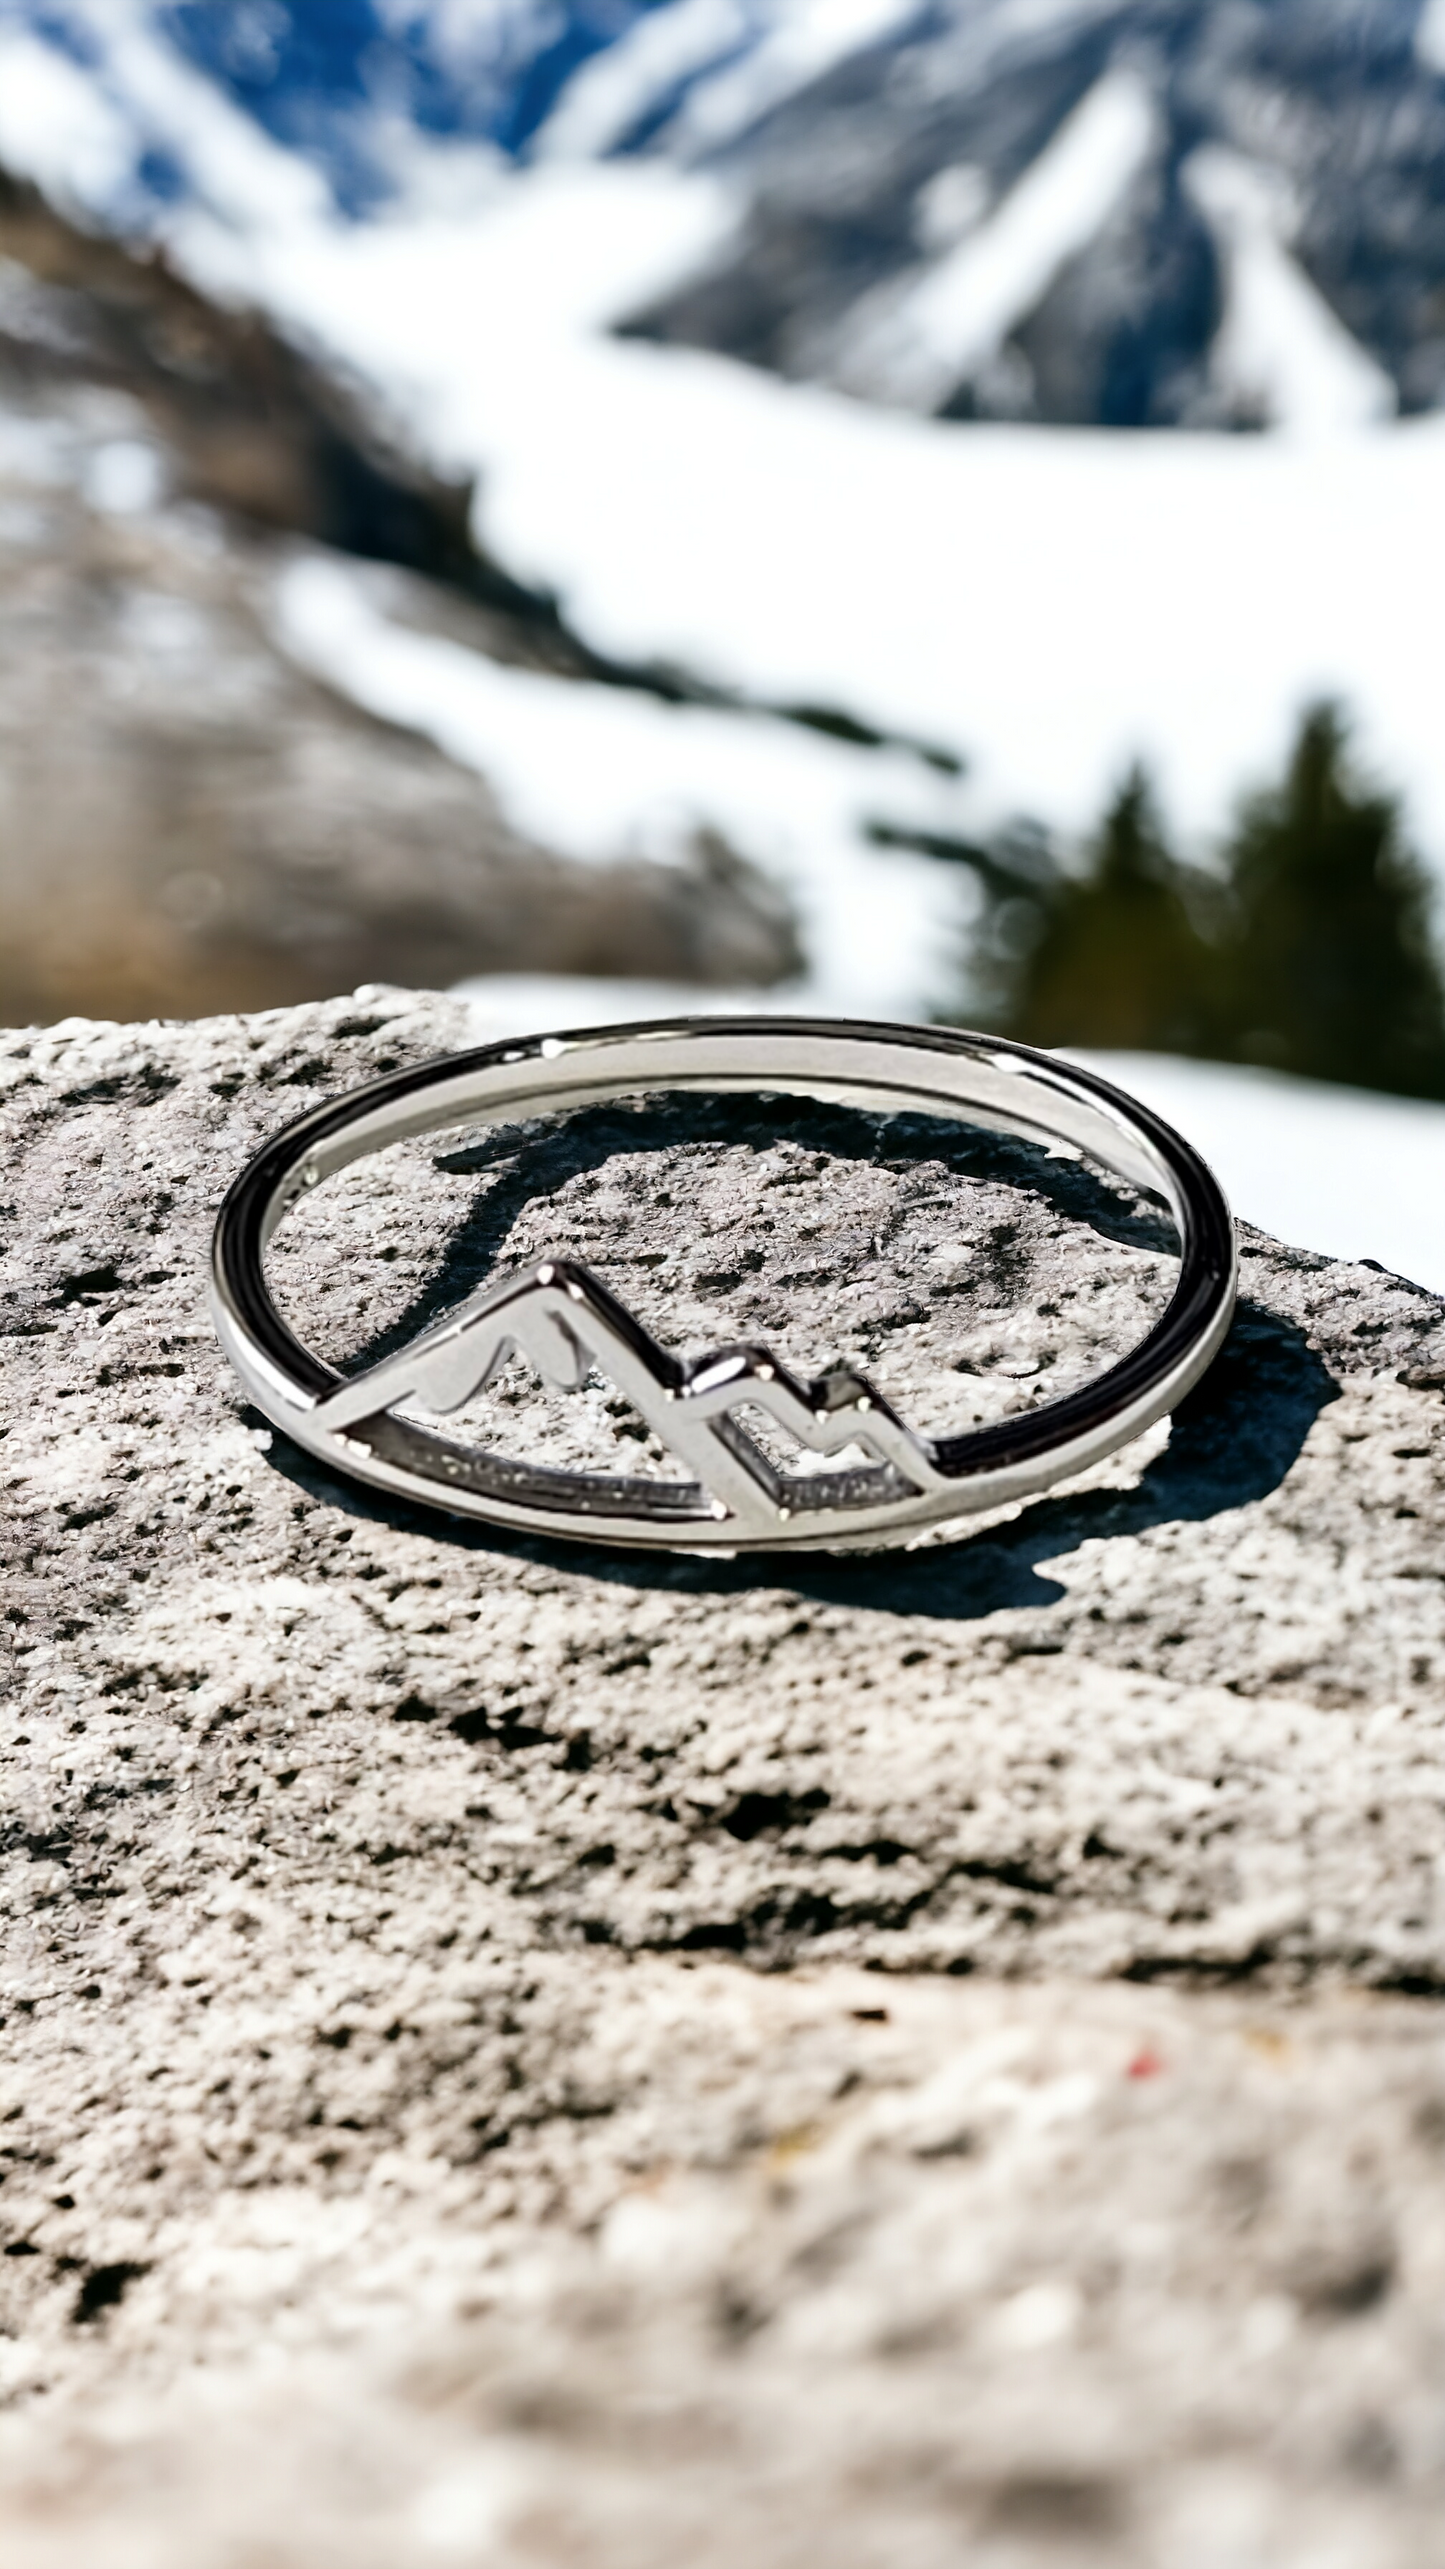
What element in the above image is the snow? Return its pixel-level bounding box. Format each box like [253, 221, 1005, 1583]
[835, 68, 1158, 410]
[0, 29, 137, 215]
[1418, 0, 1445, 75]
[0, 0, 333, 237]
[154, 147, 1434, 878]
[454, 971, 1445, 1292]
[456, 972, 805, 1035]
[82, 436, 166, 515]
[4, 17, 1445, 879]
[273, 552, 971, 1018]
[913, 162, 993, 258]
[249, 159, 732, 443]
[81, 4, 333, 235]
[666, 0, 921, 155]
[532, 0, 750, 161]
[1184, 148, 1396, 437]
[1069, 1051, 1445, 1294]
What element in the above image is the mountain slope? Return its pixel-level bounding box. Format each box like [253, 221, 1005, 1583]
[8, 2, 1445, 432]
[626, 0, 1445, 431]
[9, 2, 1445, 987]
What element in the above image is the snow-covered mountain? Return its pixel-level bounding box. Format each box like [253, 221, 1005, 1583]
[7, 2, 1445, 434]
[6, 2, 1445, 997]
[7, 6, 1445, 1267]
[623, 0, 1445, 436]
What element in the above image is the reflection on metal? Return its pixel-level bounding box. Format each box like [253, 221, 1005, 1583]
[209, 1015, 1238, 1554]
[315, 1254, 948, 1540]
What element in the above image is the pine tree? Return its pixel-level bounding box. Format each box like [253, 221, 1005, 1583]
[936, 703, 1445, 1097]
[1213, 704, 1445, 1098]
[1000, 767, 1215, 1053]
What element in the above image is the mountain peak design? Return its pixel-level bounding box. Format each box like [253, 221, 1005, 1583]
[314, 1258, 948, 1538]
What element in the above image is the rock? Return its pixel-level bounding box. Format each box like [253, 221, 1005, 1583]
[620, 4, 1445, 430]
[3, 989, 1445, 2564]
[0, 177, 803, 1021]
[0, 164, 625, 670]
[0, 452, 800, 1018]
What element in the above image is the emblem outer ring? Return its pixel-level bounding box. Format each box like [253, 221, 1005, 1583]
[208, 1016, 1238, 1553]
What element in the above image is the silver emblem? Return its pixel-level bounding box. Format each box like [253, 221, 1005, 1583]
[315, 1257, 949, 1543]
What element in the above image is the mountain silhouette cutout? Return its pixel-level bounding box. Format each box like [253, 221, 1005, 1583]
[314, 1258, 946, 1537]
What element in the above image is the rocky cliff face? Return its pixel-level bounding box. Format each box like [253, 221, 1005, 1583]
[3, 989, 1445, 2563]
[630, 0, 1445, 427]
[0, 174, 802, 1023]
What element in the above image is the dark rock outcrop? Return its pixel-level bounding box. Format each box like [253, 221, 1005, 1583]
[0, 178, 802, 1022]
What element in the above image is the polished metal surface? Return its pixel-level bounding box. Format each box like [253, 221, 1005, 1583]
[208, 1017, 1238, 1553]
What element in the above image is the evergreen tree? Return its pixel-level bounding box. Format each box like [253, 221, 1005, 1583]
[934, 701, 1445, 1097]
[1212, 703, 1445, 1099]
[999, 767, 1216, 1053]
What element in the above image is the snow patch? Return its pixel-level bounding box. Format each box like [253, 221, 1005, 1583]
[1069, 1050, 1445, 1292]
[271, 552, 973, 1018]
[835, 67, 1158, 411]
[669, 0, 920, 154]
[913, 162, 992, 257]
[1185, 148, 1395, 438]
[533, 0, 750, 161]
[456, 972, 812, 1036]
[1418, 0, 1445, 75]
[0, 29, 137, 215]
[83, 436, 166, 516]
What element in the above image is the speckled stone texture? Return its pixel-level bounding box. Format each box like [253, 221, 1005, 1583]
[4, 989, 1445, 2567]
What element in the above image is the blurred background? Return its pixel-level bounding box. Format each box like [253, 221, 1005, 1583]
[2, 0, 1445, 1277]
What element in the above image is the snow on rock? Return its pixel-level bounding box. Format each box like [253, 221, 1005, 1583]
[273, 553, 970, 1018]
[1184, 147, 1396, 437]
[0, 28, 137, 215]
[834, 67, 1158, 410]
[532, 0, 754, 162]
[664, 0, 922, 156]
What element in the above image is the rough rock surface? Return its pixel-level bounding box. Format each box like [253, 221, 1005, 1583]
[3, 990, 1445, 2565]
